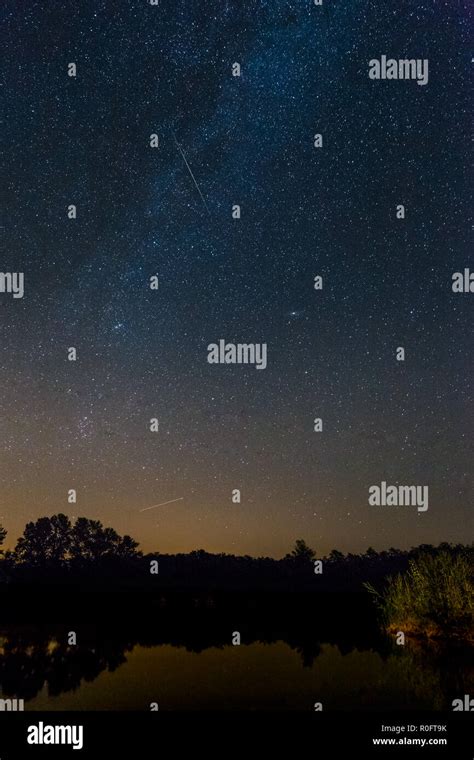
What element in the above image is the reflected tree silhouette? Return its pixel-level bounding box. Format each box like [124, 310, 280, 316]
[0, 620, 471, 707]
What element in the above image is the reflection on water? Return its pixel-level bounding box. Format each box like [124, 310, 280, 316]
[0, 625, 472, 711]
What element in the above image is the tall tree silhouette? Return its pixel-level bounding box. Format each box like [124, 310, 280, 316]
[285, 539, 316, 566]
[14, 514, 72, 566]
[0, 525, 8, 582]
[0, 524, 6, 555]
[70, 517, 140, 564]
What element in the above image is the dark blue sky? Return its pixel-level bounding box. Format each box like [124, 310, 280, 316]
[1, 0, 472, 556]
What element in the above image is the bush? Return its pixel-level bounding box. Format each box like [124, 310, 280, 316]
[366, 551, 473, 639]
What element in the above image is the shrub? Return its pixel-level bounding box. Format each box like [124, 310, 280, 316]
[366, 551, 473, 639]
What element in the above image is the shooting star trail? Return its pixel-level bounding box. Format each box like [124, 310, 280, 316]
[172, 131, 211, 215]
[139, 497, 184, 512]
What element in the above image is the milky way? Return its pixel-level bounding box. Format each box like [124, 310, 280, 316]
[1, 0, 472, 556]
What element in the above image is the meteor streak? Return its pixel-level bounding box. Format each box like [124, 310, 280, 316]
[139, 497, 184, 512]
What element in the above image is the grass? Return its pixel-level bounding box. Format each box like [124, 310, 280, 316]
[366, 551, 474, 641]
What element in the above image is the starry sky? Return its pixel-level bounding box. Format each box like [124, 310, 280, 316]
[1, 0, 472, 557]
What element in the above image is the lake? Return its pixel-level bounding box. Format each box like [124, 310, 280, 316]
[1, 626, 471, 711]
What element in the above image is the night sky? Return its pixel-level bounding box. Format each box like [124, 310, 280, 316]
[1, 1, 472, 557]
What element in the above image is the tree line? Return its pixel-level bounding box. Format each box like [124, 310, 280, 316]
[0, 515, 471, 592]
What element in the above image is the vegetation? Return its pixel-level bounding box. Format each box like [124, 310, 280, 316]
[0, 524, 6, 554]
[0, 517, 472, 613]
[12, 515, 140, 567]
[284, 538, 316, 565]
[366, 551, 474, 641]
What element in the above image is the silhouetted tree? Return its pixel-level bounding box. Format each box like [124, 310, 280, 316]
[70, 518, 140, 564]
[14, 514, 72, 566]
[13, 515, 141, 571]
[0, 525, 9, 583]
[0, 524, 6, 555]
[285, 539, 316, 567]
[115, 533, 141, 559]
